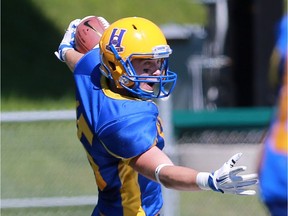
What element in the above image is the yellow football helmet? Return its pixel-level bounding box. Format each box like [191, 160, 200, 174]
[99, 17, 177, 99]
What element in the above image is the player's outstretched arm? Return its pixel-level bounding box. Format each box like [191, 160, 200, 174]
[130, 146, 203, 191]
[130, 147, 258, 195]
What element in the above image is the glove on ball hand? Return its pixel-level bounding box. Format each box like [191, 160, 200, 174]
[54, 19, 81, 62]
[196, 153, 258, 195]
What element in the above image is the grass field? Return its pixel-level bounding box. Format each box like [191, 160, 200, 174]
[1, 121, 95, 198]
[28, 0, 207, 30]
[2, 0, 206, 111]
[1, 97, 76, 111]
[1, 194, 268, 216]
[180, 191, 268, 216]
[1, 206, 95, 216]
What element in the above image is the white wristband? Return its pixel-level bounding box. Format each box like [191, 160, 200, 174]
[155, 164, 173, 183]
[196, 172, 211, 190]
[61, 47, 74, 62]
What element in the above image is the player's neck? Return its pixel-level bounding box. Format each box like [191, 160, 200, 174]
[108, 80, 135, 98]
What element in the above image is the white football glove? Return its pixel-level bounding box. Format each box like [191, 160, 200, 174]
[196, 153, 258, 195]
[54, 19, 81, 62]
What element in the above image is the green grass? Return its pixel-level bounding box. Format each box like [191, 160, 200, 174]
[1, 96, 75, 111]
[1, 121, 96, 198]
[180, 191, 268, 216]
[2, 0, 207, 112]
[1, 206, 95, 216]
[1, 194, 268, 216]
[28, 0, 207, 29]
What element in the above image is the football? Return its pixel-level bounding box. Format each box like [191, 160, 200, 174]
[75, 16, 109, 54]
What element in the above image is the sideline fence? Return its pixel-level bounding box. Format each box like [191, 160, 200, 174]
[1, 110, 76, 122]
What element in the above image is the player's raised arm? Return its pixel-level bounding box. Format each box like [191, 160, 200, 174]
[54, 19, 84, 71]
[55, 17, 109, 72]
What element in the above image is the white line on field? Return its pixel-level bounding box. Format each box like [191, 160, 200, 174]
[0, 196, 98, 208]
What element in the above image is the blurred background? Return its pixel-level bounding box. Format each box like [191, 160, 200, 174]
[1, 0, 287, 215]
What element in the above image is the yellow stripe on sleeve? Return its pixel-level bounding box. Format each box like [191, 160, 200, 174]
[118, 160, 146, 216]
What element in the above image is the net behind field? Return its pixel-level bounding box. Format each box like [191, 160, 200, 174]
[1, 119, 269, 216]
[177, 128, 266, 144]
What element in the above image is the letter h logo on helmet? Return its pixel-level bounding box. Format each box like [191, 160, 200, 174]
[106, 28, 126, 53]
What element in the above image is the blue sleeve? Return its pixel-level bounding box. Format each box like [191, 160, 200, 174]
[74, 48, 100, 75]
[73, 48, 102, 125]
[277, 14, 287, 57]
[99, 112, 158, 159]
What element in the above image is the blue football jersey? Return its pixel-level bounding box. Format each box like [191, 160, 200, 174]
[259, 118, 288, 203]
[259, 15, 288, 207]
[73, 48, 164, 216]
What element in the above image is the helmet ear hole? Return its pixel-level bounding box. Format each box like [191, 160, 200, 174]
[132, 24, 137, 30]
[108, 61, 116, 71]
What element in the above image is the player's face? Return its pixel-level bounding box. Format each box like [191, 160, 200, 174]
[132, 58, 162, 92]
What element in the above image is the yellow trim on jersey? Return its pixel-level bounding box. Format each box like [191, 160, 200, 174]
[118, 160, 146, 216]
[100, 139, 126, 159]
[77, 114, 93, 145]
[157, 117, 164, 139]
[86, 152, 107, 191]
[100, 76, 141, 101]
[272, 122, 288, 153]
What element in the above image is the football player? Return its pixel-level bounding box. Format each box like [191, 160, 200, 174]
[56, 16, 258, 216]
[258, 14, 288, 216]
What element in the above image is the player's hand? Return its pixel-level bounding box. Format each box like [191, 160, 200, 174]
[196, 153, 258, 195]
[54, 19, 81, 62]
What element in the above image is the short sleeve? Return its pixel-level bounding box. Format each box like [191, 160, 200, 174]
[98, 112, 158, 159]
[74, 48, 100, 75]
